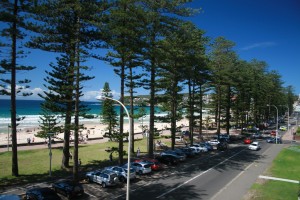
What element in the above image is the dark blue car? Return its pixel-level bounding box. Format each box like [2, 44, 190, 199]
[266, 137, 282, 144]
[25, 187, 61, 200]
[52, 180, 84, 199]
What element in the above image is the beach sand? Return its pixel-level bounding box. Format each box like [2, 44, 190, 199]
[0, 118, 190, 146]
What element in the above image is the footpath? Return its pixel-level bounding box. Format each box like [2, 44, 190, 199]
[211, 126, 298, 200]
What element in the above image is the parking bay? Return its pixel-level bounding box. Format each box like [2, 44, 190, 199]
[2, 141, 275, 200]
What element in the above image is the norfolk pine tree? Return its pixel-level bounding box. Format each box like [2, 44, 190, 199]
[0, 0, 35, 176]
[27, 1, 101, 172]
[101, 82, 118, 141]
[140, 0, 197, 157]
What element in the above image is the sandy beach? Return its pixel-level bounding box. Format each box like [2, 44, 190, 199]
[0, 118, 190, 147]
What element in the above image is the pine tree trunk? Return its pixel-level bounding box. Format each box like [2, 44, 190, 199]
[217, 85, 221, 135]
[148, 60, 155, 158]
[11, 0, 19, 176]
[73, 27, 80, 181]
[226, 85, 231, 135]
[119, 62, 125, 165]
[129, 67, 135, 153]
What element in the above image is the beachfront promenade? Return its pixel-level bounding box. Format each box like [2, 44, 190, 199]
[1, 123, 297, 153]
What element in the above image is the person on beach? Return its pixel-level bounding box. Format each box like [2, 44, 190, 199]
[137, 147, 140, 157]
[109, 152, 113, 162]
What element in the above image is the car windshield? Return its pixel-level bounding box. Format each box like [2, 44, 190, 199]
[123, 168, 135, 173]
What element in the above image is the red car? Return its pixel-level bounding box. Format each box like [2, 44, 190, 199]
[243, 137, 253, 144]
[270, 130, 277, 136]
[134, 158, 162, 171]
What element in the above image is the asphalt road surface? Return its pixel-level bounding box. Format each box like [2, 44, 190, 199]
[2, 139, 289, 200]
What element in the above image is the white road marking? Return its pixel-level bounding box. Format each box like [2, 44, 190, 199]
[84, 191, 97, 198]
[210, 161, 254, 200]
[156, 149, 246, 199]
[259, 175, 299, 184]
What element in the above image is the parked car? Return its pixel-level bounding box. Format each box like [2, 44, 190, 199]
[279, 126, 287, 131]
[207, 139, 220, 146]
[188, 145, 200, 154]
[175, 136, 182, 143]
[200, 142, 214, 151]
[123, 161, 152, 175]
[134, 158, 162, 171]
[252, 132, 262, 139]
[161, 150, 186, 161]
[86, 169, 119, 188]
[25, 187, 61, 200]
[180, 147, 196, 157]
[270, 130, 277, 136]
[248, 141, 260, 151]
[156, 154, 180, 165]
[0, 194, 21, 200]
[190, 143, 208, 153]
[105, 166, 136, 182]
[52, 180, 84, 199]
[219, 134, 230, 142]
[266, 137, 282, 144]
[243, 137, 253, 144]
[217, 141, 228, 151]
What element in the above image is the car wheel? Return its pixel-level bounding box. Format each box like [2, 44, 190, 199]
[120, 176, 126, 183]
[102, 182, 106, 188]
[138, 170, 143, 175]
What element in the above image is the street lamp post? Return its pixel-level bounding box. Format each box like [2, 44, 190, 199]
[47, 132, 54, 176]
[279, 105, 289, 134]
[267, 104, 278, 144]
[97, 95, 132, 200]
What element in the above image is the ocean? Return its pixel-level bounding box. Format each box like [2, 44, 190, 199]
[0, 99, 162, 134]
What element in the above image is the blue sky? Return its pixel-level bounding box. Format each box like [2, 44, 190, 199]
[1, 0, 299, 101]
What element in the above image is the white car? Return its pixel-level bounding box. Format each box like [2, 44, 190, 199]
[279, 126, 287, 131]
[175, 136, 182, 143]
[190, 144, 208, 153]
[248, 142, 260, 151]
[208, 139, 220, 145]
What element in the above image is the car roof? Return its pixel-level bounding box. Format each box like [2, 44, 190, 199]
[101, 169, 116, 174]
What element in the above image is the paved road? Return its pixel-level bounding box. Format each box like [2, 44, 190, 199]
[112, 142, 286, 200]
[1, 128, 297, 200]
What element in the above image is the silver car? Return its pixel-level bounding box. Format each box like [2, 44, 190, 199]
[105, 166, 136, 182]
[123, 162, 152, 175]
[86, 169, 119, 188]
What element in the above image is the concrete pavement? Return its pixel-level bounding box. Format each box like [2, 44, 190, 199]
[211, 127, 298, 200]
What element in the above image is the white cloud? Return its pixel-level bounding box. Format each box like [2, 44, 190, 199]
[0, 86, 44, 100]
[82, 90, 100, 101]
[240, 42, 277, 51]
[0, 86, 121, 102]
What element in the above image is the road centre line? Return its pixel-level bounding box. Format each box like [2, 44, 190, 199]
[210, 142, 278, 199]
[210, 161, 254, 200]
[156, 148, 246, 199]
